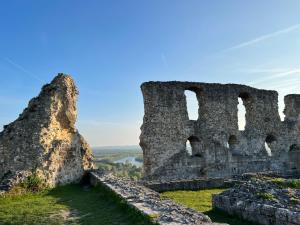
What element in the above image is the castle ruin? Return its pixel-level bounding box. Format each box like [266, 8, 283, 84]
[140, 82, 300, 181]
[0, 74, 93, 190]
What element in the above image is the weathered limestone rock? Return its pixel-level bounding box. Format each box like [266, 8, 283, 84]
[0, 74, 93, 190]
[140, 82, 300, 182]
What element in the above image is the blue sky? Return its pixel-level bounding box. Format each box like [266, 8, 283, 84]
[0, 0, 300, 146]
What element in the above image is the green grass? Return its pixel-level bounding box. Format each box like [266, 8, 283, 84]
[256, 192, 276, 201]
[290, 197, 300, 205]
[0, 184, 155, 225]
[161, 189, 257, 225]
[270, 178, 300, 189]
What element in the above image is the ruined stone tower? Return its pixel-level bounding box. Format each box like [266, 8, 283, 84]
[0, 74, 93, 190]
[140, 82, 300, 181]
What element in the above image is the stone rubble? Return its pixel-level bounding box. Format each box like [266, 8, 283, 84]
[212, 175, 300, 225]
[90, 170, 227, 225]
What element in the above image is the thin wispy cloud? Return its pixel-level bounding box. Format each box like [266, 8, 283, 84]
[256, 77, 300, 90]
[161, 52, 169, 69]
[240, 68, 292, 74]
[1, 57, 43, 82]
[249, 68, 300, 85]
[224, 23, 300, 52]
[271, 69, 300, 78]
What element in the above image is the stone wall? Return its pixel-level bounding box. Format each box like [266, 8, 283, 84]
[140, 82, 300, 181]
[143, 178, 234, 193]
[89, 170, 226, 225]
[0, 74, 93, 190]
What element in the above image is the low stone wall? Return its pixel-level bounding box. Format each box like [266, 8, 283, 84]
[212, 177, 300, 225]
[143, 178, 235, 192]
[213, 195, 300, 225]
[89, 170, 227, 225]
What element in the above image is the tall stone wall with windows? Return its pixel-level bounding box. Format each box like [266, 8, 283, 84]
[140, 82, 300, 181]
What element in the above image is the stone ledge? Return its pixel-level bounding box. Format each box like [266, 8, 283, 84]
[89, 170, 227, 225]
[143, 178, 236, 192]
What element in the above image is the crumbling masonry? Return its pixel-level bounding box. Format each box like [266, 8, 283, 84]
[0, 74, 93, 190]
[140, 82, 300, 181]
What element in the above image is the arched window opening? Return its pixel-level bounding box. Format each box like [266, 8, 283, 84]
[186, 140, 192, 156]
[265, 135, 276, 156]
[289, 144, 300, 152]
[186, 136, 202, 157]
[237, 94, 248, 131]
[185, 90, 199, 120]
[228, 135, 238, 149]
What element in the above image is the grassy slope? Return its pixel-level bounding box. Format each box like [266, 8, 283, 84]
[161, 189, 257, 225]
[0, 184, 154, 225]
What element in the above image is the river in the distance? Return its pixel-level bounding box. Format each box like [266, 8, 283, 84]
[114, 156, 143, 167]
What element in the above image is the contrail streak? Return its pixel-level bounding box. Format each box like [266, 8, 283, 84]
[225, 23, 300, 51]
[1, 57, 43, 82]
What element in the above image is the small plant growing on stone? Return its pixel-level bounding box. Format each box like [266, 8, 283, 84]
[256, 192, 275, 201]
[148, 213, 160, 222]
[270, 178, 285, 187]
[271, 178, 300, 189]
[290, 197, 300, 205]
[21, 170, 46, 192]
[286, 180, 300, 189]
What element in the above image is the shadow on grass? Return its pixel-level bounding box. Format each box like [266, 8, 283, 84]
[46, 184, 155, 225]
[204, 209, 259, 225]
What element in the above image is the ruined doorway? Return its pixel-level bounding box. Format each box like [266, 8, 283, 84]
[186, 136, 203, 157]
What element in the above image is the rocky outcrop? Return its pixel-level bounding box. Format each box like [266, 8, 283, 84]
[0, 74, 93, 190]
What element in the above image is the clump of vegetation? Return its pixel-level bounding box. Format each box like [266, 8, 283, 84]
[271, 178, 300, 189]
[270, 177, 285, 187]
[289, 197, 300, 205]
[286, 179, 300, 189]
[148, 213, 159, 221]
[4, 170, 47, 197]
[21, 170, 47, 192]
[256, 192, 276, 201]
